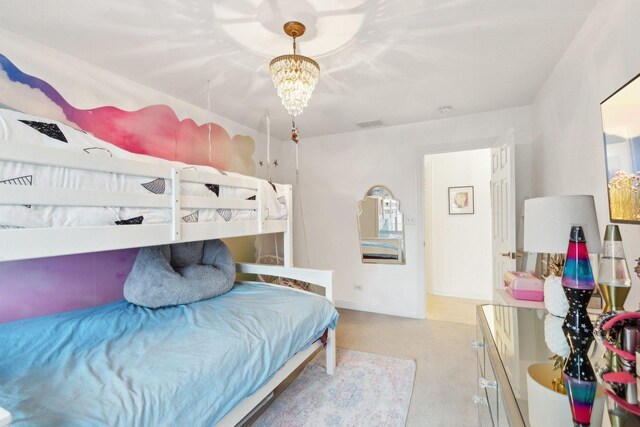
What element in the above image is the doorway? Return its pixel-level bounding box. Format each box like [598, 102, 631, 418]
[424, 148, 493, 324]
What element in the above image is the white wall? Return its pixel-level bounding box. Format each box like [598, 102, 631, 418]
[283, 106, 531, 318]
[531, 0, 640, 304]
[426, 149, 493, 300]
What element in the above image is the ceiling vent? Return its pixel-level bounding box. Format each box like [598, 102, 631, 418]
[356, 120, 384, 129]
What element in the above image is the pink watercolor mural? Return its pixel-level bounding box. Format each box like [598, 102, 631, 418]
[0, 54, 254, 171]
[0, 54, 255, 323]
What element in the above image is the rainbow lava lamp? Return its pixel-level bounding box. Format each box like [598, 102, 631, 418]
[562, 225, 597, 427]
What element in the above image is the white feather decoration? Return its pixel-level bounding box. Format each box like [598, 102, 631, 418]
[544, 313, 570, 358]
[544, 275, 568, 317]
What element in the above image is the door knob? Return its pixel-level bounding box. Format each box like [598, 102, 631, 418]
[500, 252, 523, 259]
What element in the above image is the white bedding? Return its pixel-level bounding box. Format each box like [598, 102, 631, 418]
[0, 108, 287, 228]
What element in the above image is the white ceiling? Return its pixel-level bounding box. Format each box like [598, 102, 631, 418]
[1, 0, 598, 140]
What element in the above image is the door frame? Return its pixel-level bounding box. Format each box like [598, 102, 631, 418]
[415, 138, 498, 318]
[490, 130, 517, 295]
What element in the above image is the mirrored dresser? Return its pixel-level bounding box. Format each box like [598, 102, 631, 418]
[475, 305, 610, 427]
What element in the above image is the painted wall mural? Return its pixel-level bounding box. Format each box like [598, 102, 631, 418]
[0, 53, 256, 323]
[0, 54, 255, 175]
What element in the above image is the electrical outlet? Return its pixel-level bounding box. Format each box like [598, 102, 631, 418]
[406, 214, 417, 225]
[354, 284, 363, 291]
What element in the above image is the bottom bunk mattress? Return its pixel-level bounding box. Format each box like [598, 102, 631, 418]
[0, 282, 338, 426]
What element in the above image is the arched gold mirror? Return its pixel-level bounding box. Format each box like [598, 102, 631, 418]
[357, 185, 405, 264]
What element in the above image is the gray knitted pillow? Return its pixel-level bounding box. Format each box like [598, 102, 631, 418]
[124, 239, 235, 308]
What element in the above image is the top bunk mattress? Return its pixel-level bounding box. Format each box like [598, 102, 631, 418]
[0, 282, 339, 426]
[0, 108, 287, 229]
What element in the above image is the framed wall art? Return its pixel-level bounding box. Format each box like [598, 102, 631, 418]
[448, 186, 474, 215]
[601, 72, 640, 223]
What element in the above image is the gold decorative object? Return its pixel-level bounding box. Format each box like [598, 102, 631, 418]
[607, 171, 640, 221]
[598, 285, 631, 313]
[543, 253, 566, 278]
[269, 22, 320, 117]
[550, 354, 567, 394]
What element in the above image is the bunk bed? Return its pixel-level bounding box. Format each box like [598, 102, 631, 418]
[0, 109, 337, 426]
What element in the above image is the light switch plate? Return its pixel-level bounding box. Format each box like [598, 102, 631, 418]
[405, 214, 417, 225]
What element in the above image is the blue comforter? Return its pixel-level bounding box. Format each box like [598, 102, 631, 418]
[0, 282, 338, 426]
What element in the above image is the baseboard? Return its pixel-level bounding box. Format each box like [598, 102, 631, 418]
[335, 300, 421, 319]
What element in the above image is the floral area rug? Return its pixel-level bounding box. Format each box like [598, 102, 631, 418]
[253, 349, 416, 427]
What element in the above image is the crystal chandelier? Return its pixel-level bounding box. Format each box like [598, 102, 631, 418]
[269, 22, 319, 117]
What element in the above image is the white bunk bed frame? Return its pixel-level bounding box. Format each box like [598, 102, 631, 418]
[0, 141, 336, 427]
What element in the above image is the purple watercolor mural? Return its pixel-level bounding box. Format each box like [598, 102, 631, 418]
[0, 250, 139, 323]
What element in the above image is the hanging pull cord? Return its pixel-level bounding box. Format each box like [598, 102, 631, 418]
[207, 79, 212, 165]
[296, 165, 311, 268]
[266, 112, 271, 181]
[290, 115, 308, 266]
[291, 116, 299, 144]
[292, 116, 300, 172]
[291, 116, 311, 267]
[258, 111, 272, 266]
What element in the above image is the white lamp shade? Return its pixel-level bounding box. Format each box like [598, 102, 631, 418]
[524, 195, 602, 254]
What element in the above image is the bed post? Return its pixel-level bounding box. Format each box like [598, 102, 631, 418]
[326, 269, 336, 375]
[283, 185, 293, 268]
[326, 329, 336, 376]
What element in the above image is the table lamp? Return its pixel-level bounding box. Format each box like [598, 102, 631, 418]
[524, 195, 602, 315]
[524, 195, 602, 269]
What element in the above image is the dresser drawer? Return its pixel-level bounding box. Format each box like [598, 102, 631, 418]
[476, 305, 527, 427]
[479, 354, 500, 426]
[475, 317, 499, 426]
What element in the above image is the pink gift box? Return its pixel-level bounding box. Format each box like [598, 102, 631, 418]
[504, 271, 544, 301]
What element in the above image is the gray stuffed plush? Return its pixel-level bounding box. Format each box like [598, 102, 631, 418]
[124, 239, 235, 308]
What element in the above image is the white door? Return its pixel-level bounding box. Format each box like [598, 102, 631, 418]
[491, 129, 516, 298]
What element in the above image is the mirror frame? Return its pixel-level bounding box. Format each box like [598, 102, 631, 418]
[357, 185, 405, 264]
[601, 72, 640, 223]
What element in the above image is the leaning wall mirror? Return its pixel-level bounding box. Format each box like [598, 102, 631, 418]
[356, 185, 405, 264]
[601, 72, 640, 223]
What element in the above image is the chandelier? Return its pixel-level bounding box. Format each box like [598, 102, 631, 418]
[269, 22, 320, 117]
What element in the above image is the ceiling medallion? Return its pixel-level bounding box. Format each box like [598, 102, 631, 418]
[269, 21, 320, 117]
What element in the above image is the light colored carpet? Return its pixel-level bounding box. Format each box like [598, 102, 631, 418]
[335, 308, 478, 427]
[254, 348, 416, 427]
